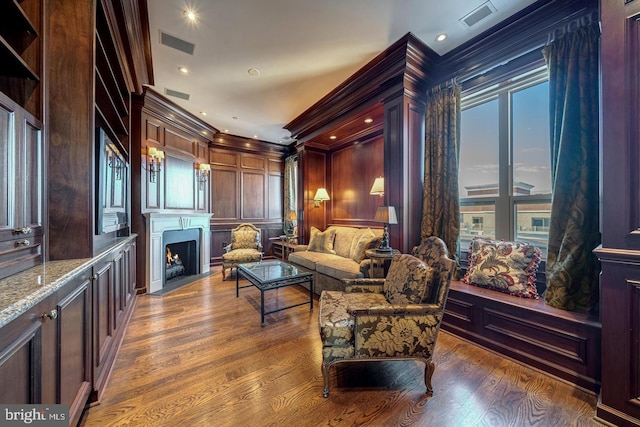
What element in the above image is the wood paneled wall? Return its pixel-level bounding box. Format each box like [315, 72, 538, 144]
[295, 135, 384, 243]
[131, 87, 217, 292]
[209, 137, 289, 265]
[330, 136, 384, 224]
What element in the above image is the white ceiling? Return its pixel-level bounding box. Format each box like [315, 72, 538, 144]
[146, 0, 538, 144]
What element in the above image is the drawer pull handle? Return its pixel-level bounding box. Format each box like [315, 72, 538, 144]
[14, 227, 33, 235]
[16, 240, 31, 247]
[41, 309, 58, 320]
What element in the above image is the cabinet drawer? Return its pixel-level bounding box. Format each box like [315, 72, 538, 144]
[0, 233, 43, 280]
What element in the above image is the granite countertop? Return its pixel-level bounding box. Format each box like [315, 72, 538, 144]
[0, 259, 92, 328]
[0, 235, 137, 329]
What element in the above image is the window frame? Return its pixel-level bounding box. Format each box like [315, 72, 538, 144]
[458, 66, 550, 289]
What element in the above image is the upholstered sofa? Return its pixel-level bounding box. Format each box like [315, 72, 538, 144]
[287, 226, 382, 295]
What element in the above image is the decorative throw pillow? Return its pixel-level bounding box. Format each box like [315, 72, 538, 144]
[232, 230, 258, 250]
[307, 227, 336, 254]
[384, 254, 434, 304]
[350, 228, 378, 263]
[462, 238, 541, 299]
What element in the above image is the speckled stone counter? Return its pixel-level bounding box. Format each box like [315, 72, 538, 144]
[0, 235, 138, 329]
[0, 258, 92, 328]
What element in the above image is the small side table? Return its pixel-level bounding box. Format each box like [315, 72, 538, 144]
[271, 235, 298, 260]
[365, 249, 401, 278]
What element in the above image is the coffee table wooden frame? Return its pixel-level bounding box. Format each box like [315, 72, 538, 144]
[236, 260, 314, 326]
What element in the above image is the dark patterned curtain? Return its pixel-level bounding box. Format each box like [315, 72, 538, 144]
[542, 22, 600, 312]
[421, 82, 461, 261]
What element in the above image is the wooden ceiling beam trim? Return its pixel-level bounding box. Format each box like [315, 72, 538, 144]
[285, 32, 439, 143]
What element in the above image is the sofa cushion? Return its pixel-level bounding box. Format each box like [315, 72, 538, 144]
[287, 250, 329, 270]
[328, 226, 361, 258]
[350, 229, 379, 263]
[384, 254, 434, 304]
[307, 227, 336, 254]
[462, 237, 541, 299]
[316, 256, 363, 280]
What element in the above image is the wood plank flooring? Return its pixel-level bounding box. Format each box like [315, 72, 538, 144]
[79, 272, 605, 427]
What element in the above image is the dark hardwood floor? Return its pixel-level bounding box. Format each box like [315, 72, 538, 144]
[79, 271, 604, 426]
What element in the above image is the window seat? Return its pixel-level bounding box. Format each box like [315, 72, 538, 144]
[442, 280, 601, 393]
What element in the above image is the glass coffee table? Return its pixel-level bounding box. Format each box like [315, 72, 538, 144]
[236, 260, 314, 326]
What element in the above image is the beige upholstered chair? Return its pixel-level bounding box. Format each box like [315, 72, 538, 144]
[318, 237, 455, 397]
[221, 223, 263, 279]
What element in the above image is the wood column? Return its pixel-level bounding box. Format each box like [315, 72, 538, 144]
[383, 93, 426, 254]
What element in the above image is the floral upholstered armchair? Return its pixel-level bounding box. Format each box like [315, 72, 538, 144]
[221, 223, 263, 279]
[318, 240, 455, 397]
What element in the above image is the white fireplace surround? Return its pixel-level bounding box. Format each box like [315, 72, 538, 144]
[144, 213, 211, 293]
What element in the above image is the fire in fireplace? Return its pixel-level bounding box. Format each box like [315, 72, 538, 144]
[163, 228, 200, 285]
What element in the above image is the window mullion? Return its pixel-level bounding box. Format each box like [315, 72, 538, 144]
[495, 92, 512, 240]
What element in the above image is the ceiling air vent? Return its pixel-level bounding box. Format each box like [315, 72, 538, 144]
[164, 88, 190, 100]
[160, 31, 195, 55]
[460, 1, 496, 28]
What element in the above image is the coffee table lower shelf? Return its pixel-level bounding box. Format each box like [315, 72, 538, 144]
[236, 261, 314, 326]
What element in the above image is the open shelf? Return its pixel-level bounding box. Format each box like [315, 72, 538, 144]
[0, 1, 38, 53]
[0, 36, 39, 81]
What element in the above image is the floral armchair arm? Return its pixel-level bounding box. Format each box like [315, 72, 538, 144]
[342, 278, 385, 294]
[223, 243, 233, 253]
[348, 303, 443, 316]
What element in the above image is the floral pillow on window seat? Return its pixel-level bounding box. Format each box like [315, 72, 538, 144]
[462, 237, 541, 299]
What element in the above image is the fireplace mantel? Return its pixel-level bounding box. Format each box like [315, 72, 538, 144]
[144, 213, 211, 293]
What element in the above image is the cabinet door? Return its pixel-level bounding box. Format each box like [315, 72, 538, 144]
[57, 277, 92, 426]
[92, 260, 114, 396]
[0, 91, 43, 280]
[0, 96, 14, 235]
[0, 319, 43, 404]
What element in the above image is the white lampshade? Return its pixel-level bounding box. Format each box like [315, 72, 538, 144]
[369, 176, 384, 197]
[313, 188, 330, 201]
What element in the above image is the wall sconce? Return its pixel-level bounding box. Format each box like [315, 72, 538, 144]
[196, 162, 211, 190]
[147, 147, 164, 183]
[313, 188, 330, 207]
[373, 205, 398, 252]
[107, 147, 123, 180]
[369, 176, 384, 197]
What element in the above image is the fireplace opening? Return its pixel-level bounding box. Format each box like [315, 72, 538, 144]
[163, 228, 200, 286]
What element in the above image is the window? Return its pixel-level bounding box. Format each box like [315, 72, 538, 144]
[459, 67, 551, 259]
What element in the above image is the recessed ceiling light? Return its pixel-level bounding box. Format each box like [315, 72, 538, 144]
[200, 111, 207, 116]
[248, 68, 260, 77]
[329, 135, 337, 140]
[185, 9, 197, 21]
[435, 33, 447, 42]
[364, 118, 373, 124]
[178, 66, 189, 74]
[253, 135, 258, 139]
[223, 129, 229, 133]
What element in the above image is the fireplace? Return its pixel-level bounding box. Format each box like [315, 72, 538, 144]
[163, 228, 200, 285]
[144, 213, 211, 293]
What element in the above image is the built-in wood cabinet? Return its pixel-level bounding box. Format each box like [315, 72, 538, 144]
[91, 240, 136, 402]
[0, 238, 136, 426]
[0, 90, 43, 280]
[0, 268, 91, 427]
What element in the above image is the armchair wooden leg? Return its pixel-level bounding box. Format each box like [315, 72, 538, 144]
[322, 362, 331, 398]
[222, 267, 226, 280]
[425, 360, 435, 394]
